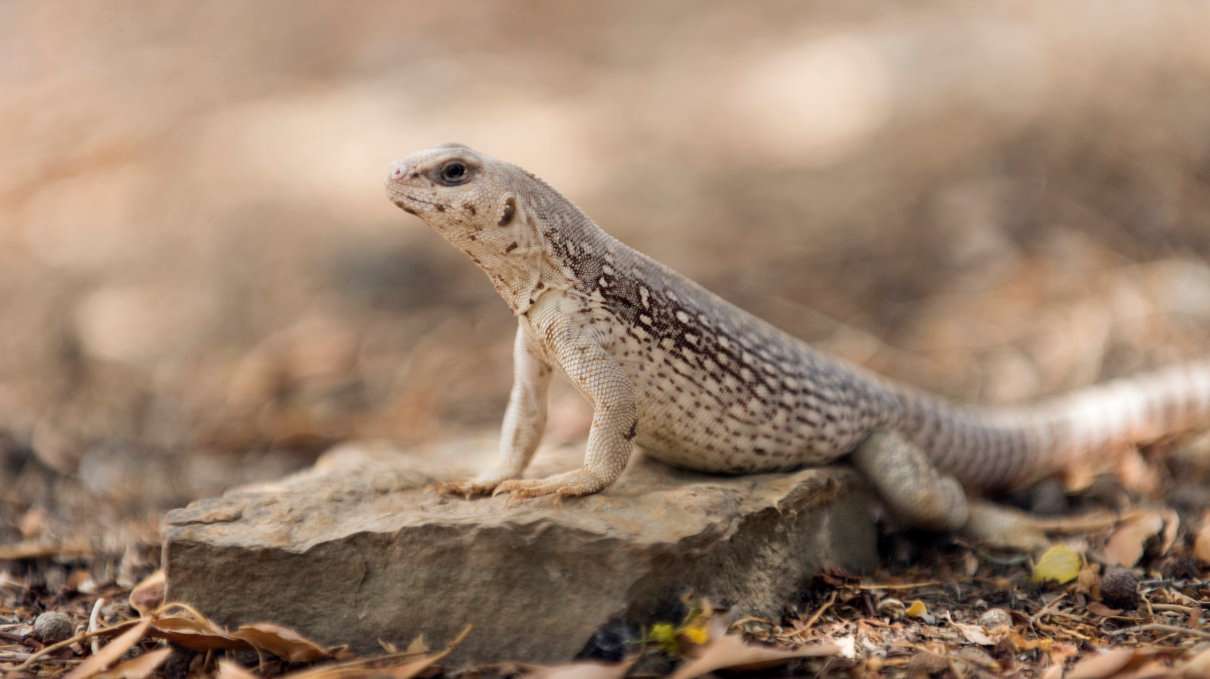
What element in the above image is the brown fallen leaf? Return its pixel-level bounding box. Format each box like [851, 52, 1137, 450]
[1104, 512, 1164, 567]
[217, 660, 261, 679]
[1067, 648, 1164, 679]
[63, 618, 151, 679]
[1177, 646, 1210, 678]
[232, 623, 342, 663]
[94, 646, 172, 679]
[279, 625, 471, 679]
[669, 623, 838, 679]
[952, 622, 994, 646]
[147, 612, 246, 653]
[281, 654, 445, 679]
[1040, 664, 1064, 679]
[128, 570, 165, 617]
[140, 604, 342, 662]
[1194, 510, 1210, 565]
[1085, 602, 1121, 617]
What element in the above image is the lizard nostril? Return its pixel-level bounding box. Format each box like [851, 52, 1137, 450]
[390, 164, 406, 180]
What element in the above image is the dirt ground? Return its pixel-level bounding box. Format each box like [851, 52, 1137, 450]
[2, 2, 1210, 677]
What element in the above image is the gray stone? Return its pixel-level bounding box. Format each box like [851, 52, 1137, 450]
[163, 437, 876, 666]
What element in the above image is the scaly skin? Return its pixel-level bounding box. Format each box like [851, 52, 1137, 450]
[385, 144, 1210, 546]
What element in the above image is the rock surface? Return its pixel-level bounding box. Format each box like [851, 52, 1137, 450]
[163, 437, 877, 665]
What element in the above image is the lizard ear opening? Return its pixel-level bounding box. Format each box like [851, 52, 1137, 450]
[498, 195, 516, 227]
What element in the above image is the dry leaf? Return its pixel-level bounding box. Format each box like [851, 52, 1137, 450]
[668, 623, 838, 679]
[281, 649, 448, 679]
[1040, 664, 1064, 679]
[905, 600, 928, 618]
[1119, 659, 1180, 679]
[137, 605, 341, 663]
[1008, 631, 1053, 652]
[128, 570, 165, 617]
[280, 625, 470, 679]
[1104, 512, 1164, 567]
[1085, 602, 1121, 617]
[148, 613, 245, 652]
[1177, 646, 1210, 678]
[1194, 511, 1210, 565]
[94, 647, 172, 679]
[217, 660, 260, 679]
[1067, 648, 1136, 679]
[1033, 544, 1082, 584]
[232, 623, 340, 663]
[64, 618, 151, 679]
[953, 623, 994, 646]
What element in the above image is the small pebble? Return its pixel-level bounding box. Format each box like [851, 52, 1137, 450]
[33, 611, 74, 644]
[977, 607, 1012, 629]
[1100, 567, 1140, 610]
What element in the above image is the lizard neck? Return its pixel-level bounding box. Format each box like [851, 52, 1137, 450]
[475, 172, 615, 315]
[480, 249, 565, 316]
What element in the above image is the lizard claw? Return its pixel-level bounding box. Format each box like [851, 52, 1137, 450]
[492, 469, 607, 499]
[435, 479, 505, 499]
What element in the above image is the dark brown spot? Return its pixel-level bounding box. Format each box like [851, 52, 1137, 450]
[624, 422, 638, 440]
[498, 197, 515, 226]
[463, 203, 477, 215]
[392, 200, 419, 216]
[434, 203, 446, 212]
[504, 242, 518, 253]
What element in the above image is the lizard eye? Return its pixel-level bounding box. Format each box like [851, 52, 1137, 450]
[438, 161, 470, 186]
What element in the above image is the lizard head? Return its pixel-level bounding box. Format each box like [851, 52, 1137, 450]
[386, 144, 558, 312]
[385, 143, 530, 245]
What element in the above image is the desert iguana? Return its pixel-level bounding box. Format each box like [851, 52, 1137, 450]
[385, 143, 1210, 547]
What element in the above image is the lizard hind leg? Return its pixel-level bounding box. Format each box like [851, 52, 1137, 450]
[852, 430, 971, 532]
[853, 431, 1049, 549]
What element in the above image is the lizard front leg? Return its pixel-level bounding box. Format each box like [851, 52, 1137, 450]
[439, 322, 551, 497]
[494, 319, 637, 499]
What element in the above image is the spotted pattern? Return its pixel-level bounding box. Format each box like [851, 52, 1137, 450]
[512, 169, 1210, 488]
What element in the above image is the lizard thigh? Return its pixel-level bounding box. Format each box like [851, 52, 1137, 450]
[852, 430, 970, 531]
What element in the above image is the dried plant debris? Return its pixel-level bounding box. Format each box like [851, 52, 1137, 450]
[4, 482, 1210, 677]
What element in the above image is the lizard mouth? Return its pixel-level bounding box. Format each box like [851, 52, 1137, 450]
[386, 189, 437, 216]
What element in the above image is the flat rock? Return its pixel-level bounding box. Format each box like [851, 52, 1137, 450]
[163, 437, 877, 666]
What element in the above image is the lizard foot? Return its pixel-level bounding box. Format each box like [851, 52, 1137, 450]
[492, 469, 607, 499]
[962, 501, 1050, 551]
[434, 479, 503, 499]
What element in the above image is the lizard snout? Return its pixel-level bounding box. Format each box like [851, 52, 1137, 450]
[387, 161, 411, 183]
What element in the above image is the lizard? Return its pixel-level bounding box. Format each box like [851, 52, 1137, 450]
[385, 143, 1210, 547]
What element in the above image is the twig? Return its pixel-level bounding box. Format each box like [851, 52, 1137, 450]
[794, 591, 837, 637]
[855, 581, 942, 590]
[1107, 624, 1210, 640]
[14, 619, 140, 670]
[88, 598, 105, 654]
[1029, 593, 1068, 628]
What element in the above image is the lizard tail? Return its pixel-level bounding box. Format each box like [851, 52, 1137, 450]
[893, 360, 1210, 491]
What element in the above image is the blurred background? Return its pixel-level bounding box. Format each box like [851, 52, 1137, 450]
[3, 1, 1210, 555]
